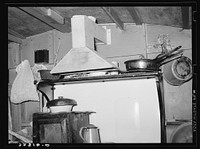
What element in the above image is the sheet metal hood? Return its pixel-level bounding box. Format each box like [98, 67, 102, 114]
[51, 15, 116, 75]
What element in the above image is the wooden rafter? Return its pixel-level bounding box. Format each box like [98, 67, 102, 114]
[8, 34, 22, 44]
[102, 7, 124, 30]
[126, 7, 142, 25]
[39, 7, 65, 25]
[18, 7, 71, 33]
[8, 28, 25, 39]
[181, 6, 190, 29]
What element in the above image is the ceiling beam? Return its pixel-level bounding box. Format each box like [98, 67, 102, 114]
[38, 7, 65, 25]
[8, 34, 22, 44]
[46, 8, 65, 24]
[181, 6, 190, 29]
[18, 7, 71, 33]
[8, 28, 25, 39]
[102, 7, 124, 30]
[126, 7, 142, 25]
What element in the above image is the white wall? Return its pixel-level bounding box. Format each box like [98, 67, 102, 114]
[96, 24, 146, 71]
[20, 30, 55, 66]
[8, 42, 20, 69]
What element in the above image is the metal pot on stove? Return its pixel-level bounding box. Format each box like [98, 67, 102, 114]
[37, 89, 77, 113]
[47, 96, 77, 113]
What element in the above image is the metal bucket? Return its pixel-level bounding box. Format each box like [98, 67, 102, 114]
[163, 56, 192, 86]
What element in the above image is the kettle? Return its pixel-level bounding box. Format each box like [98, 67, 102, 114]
[79, 124, 101, 143]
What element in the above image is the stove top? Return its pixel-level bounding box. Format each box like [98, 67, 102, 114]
[38, 69, 162, 85]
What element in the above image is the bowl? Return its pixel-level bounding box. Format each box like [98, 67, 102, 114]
[49, 105, 74, 113]
[47, 96, 77, 113]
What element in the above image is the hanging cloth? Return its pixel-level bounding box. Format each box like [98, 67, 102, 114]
[10, 60, 39, 104]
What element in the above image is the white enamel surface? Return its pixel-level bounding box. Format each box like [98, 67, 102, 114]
[49, 105, 72, 113]
[54, 78, 161, 143]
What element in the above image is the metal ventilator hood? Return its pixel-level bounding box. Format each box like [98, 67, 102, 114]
[51, 15, 117, 75]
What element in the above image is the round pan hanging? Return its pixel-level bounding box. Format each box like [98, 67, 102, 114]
[170, 122, 192, 143]
[163, 56, 193, 86]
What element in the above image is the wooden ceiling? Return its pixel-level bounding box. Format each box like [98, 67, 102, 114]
[8, 6, 192, 44]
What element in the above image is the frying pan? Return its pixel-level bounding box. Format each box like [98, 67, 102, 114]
[124, 46, 183, 71]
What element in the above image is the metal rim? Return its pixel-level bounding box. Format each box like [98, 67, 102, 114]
[124, 59, 158, 71]
[47, 98, 77, 107]
[172, 56, 193, 81]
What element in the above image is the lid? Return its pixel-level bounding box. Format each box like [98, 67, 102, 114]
[86, 124, 98, 128]
[47, 96, 77, 107]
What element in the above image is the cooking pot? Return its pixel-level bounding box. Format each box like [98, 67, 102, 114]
[37, 89, 77, 112]
[124, 46, 183, 71]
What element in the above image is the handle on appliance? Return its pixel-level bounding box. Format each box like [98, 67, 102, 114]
[79, 127, 87, 143]
[37, 88, 50, 102]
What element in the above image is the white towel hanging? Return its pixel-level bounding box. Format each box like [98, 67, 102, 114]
[10, 60, 39, 104]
